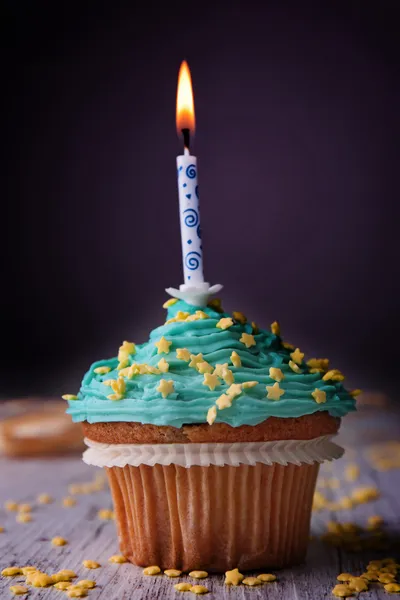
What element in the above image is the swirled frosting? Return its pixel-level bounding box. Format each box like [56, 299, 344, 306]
[66, 300, 356, 428]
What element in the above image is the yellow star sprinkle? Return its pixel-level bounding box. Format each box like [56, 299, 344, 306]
[9, 585, 29, 595]
[243, 381, 258, 389]
[239, 333, 256, 348]
[176, 348, 191, 361]
[221, 368, 234, 385]
[119, 341, 136, 356]
[117, 358, 129, 370]
[350, 389, 362, 397]
[288, 360, 301, 373]
[203, 373, 220, 391]
[164, 569, 182, 577]
[93, 366, 111, 375]
[307, 358, 329, 370]
[225, 568, 244, 586]
[207, 406, 217, 425]
[52, 536, 67, 546]
[154, 336, 172, 354]
[216, 394, 232, 410]
[230, 351, 241, 367]
[227, 384, 242, 398]
[62, 394, 78, 401]
[269, 367, 285, 382]
[232, 311, 247, 324]
[194, 310, 209, 320]
[271, 321, 280, 335]
[108, 555, 127, 564]
[107, 393, 122, 401]
[257, 574, 277, 582]
[216, 317, 233, 330]
[174, 583, 193, 592]
[243, 577, 262, 586]
[332, 584, 353, 597]
[157, 358, 169, 373]
[163, 298, 178, 308]
[189, 353, 204, 369]
[110, 377, 126, 394]
[214, 363, 228, 377]
[322, 369, 345, 382]
[266, 382, 285, 401]
[197, 361, 214, 374]
[191, 585, 209, 594]
[290, 348, 304, 365]
[282, 341, 295, 350]
[312, 389, 327, 404]
[189, 571, 208, 579]
[157, 379, 175, 398]
[143, 566, 161, 576]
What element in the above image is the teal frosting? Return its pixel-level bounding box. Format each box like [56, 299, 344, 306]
[67, 300, 356, 428]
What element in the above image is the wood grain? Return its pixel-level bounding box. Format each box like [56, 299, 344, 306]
[0, 401, 399, 599]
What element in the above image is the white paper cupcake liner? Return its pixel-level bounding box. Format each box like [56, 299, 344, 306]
[83, 434, 343, 468]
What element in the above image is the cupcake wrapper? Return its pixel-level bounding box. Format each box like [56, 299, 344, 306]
[106, 461, 319, 571]
[83, 434, 343, 468]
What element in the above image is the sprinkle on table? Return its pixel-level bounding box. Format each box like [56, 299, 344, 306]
[18, 503, 31, 513]
[190, 585, 209, 594]
[108, 555, 127, 564]
[242, 577, 262, 586]
[154, 336, 172, 354]
[2, 567, 22, 576]
[216, 317, 233, 330]
[9, 585, 29, 596]
[290, 348, 304, 365]
[157, 379, 175, 398]
[224, 568, 244, 586]
[312, 389, 327, 404]
[63, 497, 77, 507]
[230, 351, 241, 367]
[174, 583, 193, 592]
[350, 389, 362, 397]
[269, 367, 284, 382]
[82, 560, 101, 569]
[189, 571, 208, 579]
[51, 536, 67, 546]
[5, 501, 18, 511]
[266, 382, 285, 401]
[143, 566, 161, 576]
[16, 513, 31, 523]
[203, 373, 219, 391]
[164, 569, 182, 577]
[76, 580, 96, 589]
[98, 509, 114, 520]
[332, 583, 353, 597]
[37, 493, 53, 504]
[239, 333, 256, 348]
[257, 574, 277, 582]
[176, 348, 191, 361]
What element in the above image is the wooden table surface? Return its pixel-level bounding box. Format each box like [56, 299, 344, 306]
[1, 398, 400, 599]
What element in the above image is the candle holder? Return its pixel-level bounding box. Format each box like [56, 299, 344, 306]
[165, 282, 223, 307]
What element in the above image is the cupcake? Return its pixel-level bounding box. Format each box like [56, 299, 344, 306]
[66, 298, 356, 571]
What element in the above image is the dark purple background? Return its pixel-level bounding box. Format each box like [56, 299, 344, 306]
[2, 1, 399, 398]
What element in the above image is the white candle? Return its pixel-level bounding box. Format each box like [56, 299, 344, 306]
[176, 152, 203, 285]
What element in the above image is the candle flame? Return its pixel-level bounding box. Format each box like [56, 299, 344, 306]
[176, 60, 195, 135]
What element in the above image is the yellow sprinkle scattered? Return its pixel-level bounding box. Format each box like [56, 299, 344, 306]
[16, 513, 31, 523]
[379, 573, 396, 584]
[107, 393, 123, 401]
[2, 567, 22, 576]
[332, 584, 354, 597]
[266, 381, 285, 400]
[9, 586, 28, 596]
[216, 394, 232, 410]
[242, 577, 262, 586]
[62, 394, 78, 401]
[312, 388, 327, 404]
[119, 340, 136, 358]
[337, 573, 354, 582]
[270, 321, 280, 335]
[54, 569, 77, 580]
[76, 580, 96, 589]
[360, 572, 379, 582]
[143, 566, 161, 576]
[82, 560, 100, 569]
[290, 348, 304, 365]
[216, 317, 233, 330]
[174, 583, 193, 592]
[94, 366, 111, 374]
[269, 367, 285, 382]
[257, 573, 277, 582]
[108, 555, 127, 564]
[367, 515, 384, 529]
[344, 464, 360, 482]
[197, 361, 214, 374]
[98, 509, 114, 520]
[67, 586, 88, 598]
[350, 389, 362, 397]
[21, 567, 37, 575]
[282, 341, 295, 350]
[157, 379, 175, 398]
[350, 486, 380, 504]
[25, 571, 42, 584]
[251, 321, 259, 334]
[164, 569, 182, 577]
[203, 373, 220, 391]
[31, 573, 54, 587]
[176, 348, 191, 361]
[242, 381, 258, 389]
[0, 526, 4, 533]
[289, 360, 301, 373]
[54, 581, 72, 590]
[155, 336, 172, 354]
[232, 311, 247, 324]
[307, 358, 329, 370]
[224, 568, 244, 586]
[221, 367, 234, 385]
[18, 504, 31, 513]
[189, 353, 204, 369]
[63, 497, 77, 507]
[384, 583, 400, 593]
[163, 298, 178, 308]
[239, 333, 256, 348]
[227, 383, 242, 398]
[207, 405, 217, 425]
[157, 358, 169, 373]
[348, 578, 368, 592]
[190, 585, 209, 594]
[189, 571, 208, 579]
[230, 351, 241, 367]
[52, 536, 67, 546]
[111, 376, 126, 394]
[322, 369, 345, 382]
[117, 358, 129, 370]
[37, 493, 53, 504]
[214, 363, 228, 377]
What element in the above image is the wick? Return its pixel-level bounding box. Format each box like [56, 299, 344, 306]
[182, 128, 190, 155]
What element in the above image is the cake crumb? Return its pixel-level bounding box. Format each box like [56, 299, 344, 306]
[143, 566, 161, 576]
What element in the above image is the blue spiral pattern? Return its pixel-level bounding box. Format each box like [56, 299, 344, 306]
[186, 164, 196, 179]
[183, 208, 199, 227]
[185, 251, 201, 271]
[195, 184, 199, 199]
[197, 225, 202, 239]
